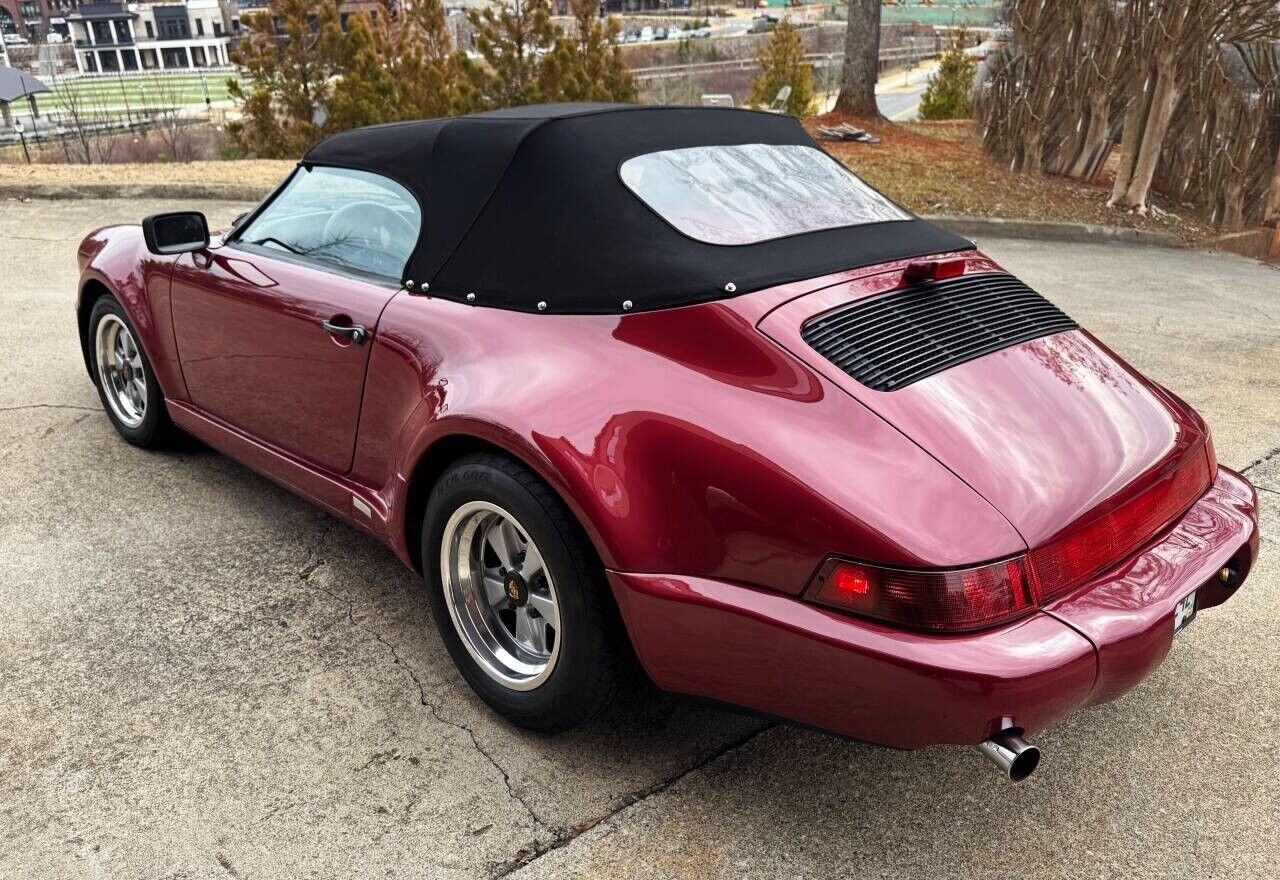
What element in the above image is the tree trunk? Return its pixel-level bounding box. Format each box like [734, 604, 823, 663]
[1109, 79, 1151, 206]
[1065, 95, 1110, 179]
[1220, 179, 1245, 232]
[1266, 143, 1280, 228]
[1268, 145, 1280, 258]
[1117, 58, 1181, 213]
[1020, 130, 1043, 175]
[833, 0, 881, 118]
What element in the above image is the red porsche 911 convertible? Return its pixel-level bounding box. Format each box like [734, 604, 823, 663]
[76, 104, 1258, 781]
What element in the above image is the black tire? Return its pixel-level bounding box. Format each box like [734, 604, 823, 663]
[423, 453, 626, 732]
[87, 295, 173, 448]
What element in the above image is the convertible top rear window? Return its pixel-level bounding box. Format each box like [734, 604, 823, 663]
[619, 144, 910, 245]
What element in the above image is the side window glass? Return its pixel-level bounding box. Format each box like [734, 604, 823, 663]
[237, 166, 421, 280]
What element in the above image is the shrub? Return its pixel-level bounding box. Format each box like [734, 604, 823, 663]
[747, 17, 815, 117]
[918, 29, 980, 120]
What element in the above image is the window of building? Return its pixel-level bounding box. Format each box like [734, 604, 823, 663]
[195, 18, 203, 35]
[145, 21, 153, 38]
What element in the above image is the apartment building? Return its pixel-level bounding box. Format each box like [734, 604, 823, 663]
[67, 0, 235, 72]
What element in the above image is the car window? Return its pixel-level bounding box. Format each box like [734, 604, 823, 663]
[619, 144, 910, 246]
[236, 166, 421, 280]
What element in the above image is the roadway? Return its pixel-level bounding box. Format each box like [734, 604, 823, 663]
[875, 62, 934, 121]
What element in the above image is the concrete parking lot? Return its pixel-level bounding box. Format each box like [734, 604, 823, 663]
[1, 198, 1277, 879]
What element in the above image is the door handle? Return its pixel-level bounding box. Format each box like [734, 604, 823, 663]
[322, 320, 368, 345]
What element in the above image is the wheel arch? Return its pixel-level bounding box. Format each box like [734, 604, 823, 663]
[77, 277, 115, 382]
[400, 432, 613, 579]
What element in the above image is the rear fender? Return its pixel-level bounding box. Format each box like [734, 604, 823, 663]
[377, 289, 1026, 594]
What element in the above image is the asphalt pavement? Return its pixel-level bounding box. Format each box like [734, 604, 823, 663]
[1, 198, 1277, 879]
[876, 63, 934, 121]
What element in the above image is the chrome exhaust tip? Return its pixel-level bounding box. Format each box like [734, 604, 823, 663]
[977, 731, 1041, 782]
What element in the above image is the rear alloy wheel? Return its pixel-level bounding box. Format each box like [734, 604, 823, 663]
[440, 501, 563, 690]
[424, 454, 625, 731]
[89, 296, 172, 447]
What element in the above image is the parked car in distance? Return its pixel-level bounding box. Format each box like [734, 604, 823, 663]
[654, 27, 667, 40]
[639, 25, 654, 41]
[965, 38, 1008, 60]
[668, 25, 683, 39]
[74, 103, 1259, 784]
[3, 33, 29, 46]
[691, 26, 712, 38]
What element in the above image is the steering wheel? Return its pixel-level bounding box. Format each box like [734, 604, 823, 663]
[320, 201, 418, 276]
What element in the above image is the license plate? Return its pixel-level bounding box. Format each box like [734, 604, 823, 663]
[1174, 591, 1197, 635]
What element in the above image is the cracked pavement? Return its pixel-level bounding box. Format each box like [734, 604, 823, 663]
[1, 199, 1277, 879]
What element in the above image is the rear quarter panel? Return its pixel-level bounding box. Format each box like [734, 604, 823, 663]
[373, 291, 1028, 593]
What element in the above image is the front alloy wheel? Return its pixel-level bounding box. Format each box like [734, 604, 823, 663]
[88, 295, 172, 447]
[96, 313, 147, 429]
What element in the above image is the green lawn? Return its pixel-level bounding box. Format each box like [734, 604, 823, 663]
[37, 72, 240, 114]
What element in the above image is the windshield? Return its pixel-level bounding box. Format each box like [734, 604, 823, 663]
[619, 143, 910, 246]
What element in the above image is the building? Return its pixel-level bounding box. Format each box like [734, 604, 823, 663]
[67, 0, 234, 72]
[235, 0, 384, 36]
[1, 0, 80, 42]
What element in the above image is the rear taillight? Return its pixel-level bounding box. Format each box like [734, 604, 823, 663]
[810, 450, 1213, 631]
[1027, 451, 1211, 600]
[805, 557, 1035, 632]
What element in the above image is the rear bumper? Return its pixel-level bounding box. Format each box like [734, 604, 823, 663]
[607, 468, 1258, 749]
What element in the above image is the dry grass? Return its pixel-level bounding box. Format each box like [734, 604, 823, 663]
[0, 160, 294, 190]
[811, 115, 1216, 241]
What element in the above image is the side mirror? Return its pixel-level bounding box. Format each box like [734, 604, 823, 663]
[142, 211, 209, 255]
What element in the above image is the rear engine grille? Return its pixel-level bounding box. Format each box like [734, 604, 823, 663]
[801, 272, 1078, 391]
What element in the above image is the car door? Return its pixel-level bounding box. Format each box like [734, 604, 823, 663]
[169, 165, 422, 475]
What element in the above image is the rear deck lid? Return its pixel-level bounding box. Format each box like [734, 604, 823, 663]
[759, 259, 1208, 552]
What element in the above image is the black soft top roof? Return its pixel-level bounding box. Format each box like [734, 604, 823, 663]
[304, 103, 971, 314]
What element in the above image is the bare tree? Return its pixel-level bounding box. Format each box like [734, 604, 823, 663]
[979, 1, 1127, 179]
[1269, 142, 1280, 251]
[146, 74, 197, 162]
[1109, 0, 1280, 214]
[51, 71, 94, 164]
[833, 0, 880, 117]
[1158, 43, 1280, 230]
[979, 0, 1280, 227]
